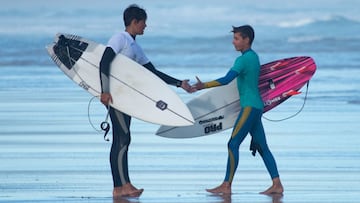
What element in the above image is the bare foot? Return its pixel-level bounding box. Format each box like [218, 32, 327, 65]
[206, 182, 231, 194]
[113, 183, 144, 198]
[260, 178, 284, 195]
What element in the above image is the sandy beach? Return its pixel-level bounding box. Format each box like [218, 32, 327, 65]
[1, 75, 359, 203]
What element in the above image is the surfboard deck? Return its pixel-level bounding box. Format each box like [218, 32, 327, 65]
[156, 56, 316, 138]
[46, 33, 194, 126]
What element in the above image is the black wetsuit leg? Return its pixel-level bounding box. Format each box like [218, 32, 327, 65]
[108, 107, 132, 187]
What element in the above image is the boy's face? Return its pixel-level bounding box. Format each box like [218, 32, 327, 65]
[232, 32, 249, 52]
[132, 19, 147, 35]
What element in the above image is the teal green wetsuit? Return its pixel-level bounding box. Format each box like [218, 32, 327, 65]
[203, 49, 279, 183]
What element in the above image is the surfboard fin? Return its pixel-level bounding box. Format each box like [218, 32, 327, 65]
[283, 90, 301, 97]
[269, 62, 282, 70]
[295, 66, 309, 74]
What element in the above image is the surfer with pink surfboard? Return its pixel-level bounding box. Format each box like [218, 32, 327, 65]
[191, 25, 284, 195]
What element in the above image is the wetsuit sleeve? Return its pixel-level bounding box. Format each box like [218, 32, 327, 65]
[204, 70, 238, 88]
[99, 47, 116, 93]
[143, 62, 182, 87]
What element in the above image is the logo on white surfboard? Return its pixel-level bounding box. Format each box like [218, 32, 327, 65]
[199, 115, 224, 134]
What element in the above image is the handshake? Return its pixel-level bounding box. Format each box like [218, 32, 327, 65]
[180, 76, 205, 93]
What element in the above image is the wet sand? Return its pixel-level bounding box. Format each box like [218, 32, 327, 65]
[1, 85, 360, 203]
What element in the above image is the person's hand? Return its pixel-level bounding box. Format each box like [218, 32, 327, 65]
[192, 76, 205, 91]
[100, 93, 113, 106]
[180, 79, 193, 93]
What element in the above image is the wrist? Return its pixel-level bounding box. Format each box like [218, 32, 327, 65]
[176, 80, 182, 87]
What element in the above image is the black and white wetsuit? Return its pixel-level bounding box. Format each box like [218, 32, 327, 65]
[99, 31, 181, 187]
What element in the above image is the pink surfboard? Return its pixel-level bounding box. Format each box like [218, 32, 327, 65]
[156, 56, 316, 138]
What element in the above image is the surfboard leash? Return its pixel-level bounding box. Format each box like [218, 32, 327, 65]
[87, 96, 110, 142]
[262, 81, 310, 122]
[100, 106, 111, 142]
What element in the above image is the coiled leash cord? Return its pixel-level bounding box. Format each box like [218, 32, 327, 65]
[88, 96, 110, 141]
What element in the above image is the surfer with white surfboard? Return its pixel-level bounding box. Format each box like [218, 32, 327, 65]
[192, 25, 284, 195]
[99, 5, 192, 198]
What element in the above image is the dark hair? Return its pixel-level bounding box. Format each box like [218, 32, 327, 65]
[123, 4, 147, 27]
[232, 25, 255, 45]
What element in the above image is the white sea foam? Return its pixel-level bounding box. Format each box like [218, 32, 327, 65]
[1, 0, 360, 37]
[278, 18, 315, 28]
[287, 36, 323, 43]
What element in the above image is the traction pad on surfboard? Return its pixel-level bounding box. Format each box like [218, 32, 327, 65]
[53, 35, 88, 70]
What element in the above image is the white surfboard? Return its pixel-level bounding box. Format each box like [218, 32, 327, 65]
[156, 80, 239, 138]
[46, 33, 194, 126]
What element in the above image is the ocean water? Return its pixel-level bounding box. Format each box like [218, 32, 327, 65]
[1, 0, 360, 202]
